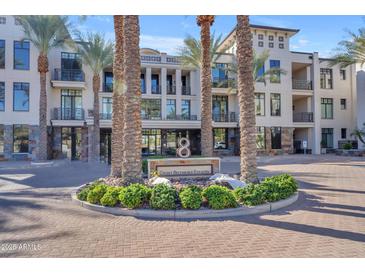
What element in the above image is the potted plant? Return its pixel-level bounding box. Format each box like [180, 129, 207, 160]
[320, 141, 327, 154]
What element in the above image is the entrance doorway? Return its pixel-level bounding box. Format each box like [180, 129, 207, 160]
[100, 129, 111, 164]
[61, 127, 82, 160]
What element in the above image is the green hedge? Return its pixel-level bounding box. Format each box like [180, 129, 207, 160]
[179, 185, 203, 210]
[202, 185, 238, 210]
[100, 186, 122, 207]
[86, 184, 108, 204]
[150, 184, 177, 210]
[119, 183, 151, 209]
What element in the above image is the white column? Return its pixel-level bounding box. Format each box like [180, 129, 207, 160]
[189, 70, 194, 95]
[146, 67, 152, 95]
[312, 52, 321, 154]
[176, 69, 182, 115]
[161, 68, 167, 119]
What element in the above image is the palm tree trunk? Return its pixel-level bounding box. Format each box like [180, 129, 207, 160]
[236, 15, 257, 182]
[92, 74, 100, 162]
[197, 15, 214, 157]
[111, 15, 125, 177]
[122, 15, 142, 183]
[38, 54, 49, 161]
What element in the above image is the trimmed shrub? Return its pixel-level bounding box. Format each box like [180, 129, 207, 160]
[234, 183, 266, 206]
[87, 184, 108, 204]
[342, 143, 352, 150]
[179, 185, 202, 210]
[100, 186, 122, 207]
[150, 184, 177, 210]
[261, 174, 298, 202]
[119, 183, 151, 209]
[202, 185, 238, 210]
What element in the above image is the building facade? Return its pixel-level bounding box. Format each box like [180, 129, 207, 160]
[0, 16, 362, 162]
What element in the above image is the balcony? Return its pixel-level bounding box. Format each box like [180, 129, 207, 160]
[52, 108, 85, 120]
[151, 85, 161, 94]
[100, 113, 112, 120]
[104, 83, 113, 93]
[166, 85, 176, 95]
[182, 86, 191, 95]
[292, 79, 312, 90]
[293, 112, 313, 123]
[212, 112, 236, 122]
[141, 113, 198, 121]
[212, 77, 236, 89]
[51, 69, 86, 89]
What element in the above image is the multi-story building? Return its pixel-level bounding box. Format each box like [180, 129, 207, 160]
[0, 16, 362, 162]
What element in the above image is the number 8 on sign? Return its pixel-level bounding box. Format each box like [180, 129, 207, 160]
[177, 137, 191, 158]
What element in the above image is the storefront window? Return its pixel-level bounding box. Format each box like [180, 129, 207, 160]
[271, 127, 281, 149]
[13, 125, 29, 153]
[213, 128, 228, 149]
[256, 126, 265, 149]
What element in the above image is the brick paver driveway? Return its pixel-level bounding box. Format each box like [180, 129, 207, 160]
[0, 155, 364, 257]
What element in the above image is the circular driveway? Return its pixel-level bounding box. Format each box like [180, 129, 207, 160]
[0, 155, 364, 257]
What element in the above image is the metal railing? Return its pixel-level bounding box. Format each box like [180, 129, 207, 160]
[293, 112, 313, 122]
[292, 79, 312, 90]
[141, 55, 161, 63]
[104, 83, 113, 93]
[53, 69, 85, 82]
[212, 77, 236, 88]
[166, 85, 176, 95]
[182, 86, 191, 95]
[212, 112, 236, 122]
[52, 108, 85, 120]
[100, 113, 112, 120]
[151, 85, 161, 94]
[166, 114, 198, 121]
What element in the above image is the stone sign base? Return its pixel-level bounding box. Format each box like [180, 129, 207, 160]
[147, 157, 221, 178]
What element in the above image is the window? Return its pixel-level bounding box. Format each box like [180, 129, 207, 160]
[257, 63, 265, 82]
[340, 69, 346, 80]
[256, 126, 265, 149]
[278, 36, 284, 42]
[268, 35, 274, 41]
[212, 95, 228, 121]
[340, 98, 346, 110]
[255, 93, 265, 116]
[321, 98, 333, 119]
[320, 68, 333, 89]
[258, 34, 264, 40]
[181, 99, 191, 119]
[13, 125, 29, 153]
[142, 129, 161, 156]
[0, 17, 6, 24]
[101, 97, 112, 119]
[60, 89, 83, 119]
[269, 60, 281, 83]
[0, 82, 4, 111]
[0, 40, 5, 69]
[279, 43, 284, 49]
[271, 127, 281, 149]
[141, 74, 146, 94]
[13, 82, 29, 111]
[166, 99, 176, 119]
[213, 128, 227, 150]
[212, 63, 229, 87]
[61, 52, 82, 81]
[0, 126, 3, 154]
[104, 72, 113, 92]
[258, 41, 264, 47]
[321, 128, 333, 148]
[14, 41, 30, 70]
[341, 128, 347, 139]
[151, 74, 160, 94]
[141, 99, 161, 119]
[269, 42, 274, 48]
[270, 93, 281, 116]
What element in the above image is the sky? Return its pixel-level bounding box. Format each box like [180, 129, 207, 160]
[70, 15, 365, 57]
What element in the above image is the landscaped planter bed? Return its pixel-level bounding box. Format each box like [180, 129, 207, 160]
[72, 174, 299, 220]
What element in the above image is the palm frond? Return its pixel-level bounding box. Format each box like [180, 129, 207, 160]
[76, 32, 114, 75]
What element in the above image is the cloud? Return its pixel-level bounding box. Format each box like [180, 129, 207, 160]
[290, 37, 310, 50]
[140, 35, 184, 55]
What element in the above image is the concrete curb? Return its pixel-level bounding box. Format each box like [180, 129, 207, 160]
[71, 185, 298, 220]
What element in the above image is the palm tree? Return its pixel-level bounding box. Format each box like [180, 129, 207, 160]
[122, 15, 142, 183]
[196, 15, 215, 157]
[236, 15, 257, 182]
[111, 15, 125, 177]
[351, 124, 365, 145]
[77, 33, 113, 162]
[226, 50, 286, 84]
[177, 33, 225, 68]
[15, 16, 73, 161]
[330, 28, 365, 67]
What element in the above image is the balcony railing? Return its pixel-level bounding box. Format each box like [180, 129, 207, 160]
[151, 85, 161, 94]
[166, 114, 198, 121]
[212, 77, 236, 88]
[100, 113, 112, 120]
[52, 108, 85, 120]
[141, 55, 161, 63]
[293, 112, 313, 122]
[292, 79, 312, 90]
[166, 85, 176, 95]
[182, 86, 191, 95]
[212, 112, 236, 122]
[53, 69, 85, 82]
[104, 83, 113, 93]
